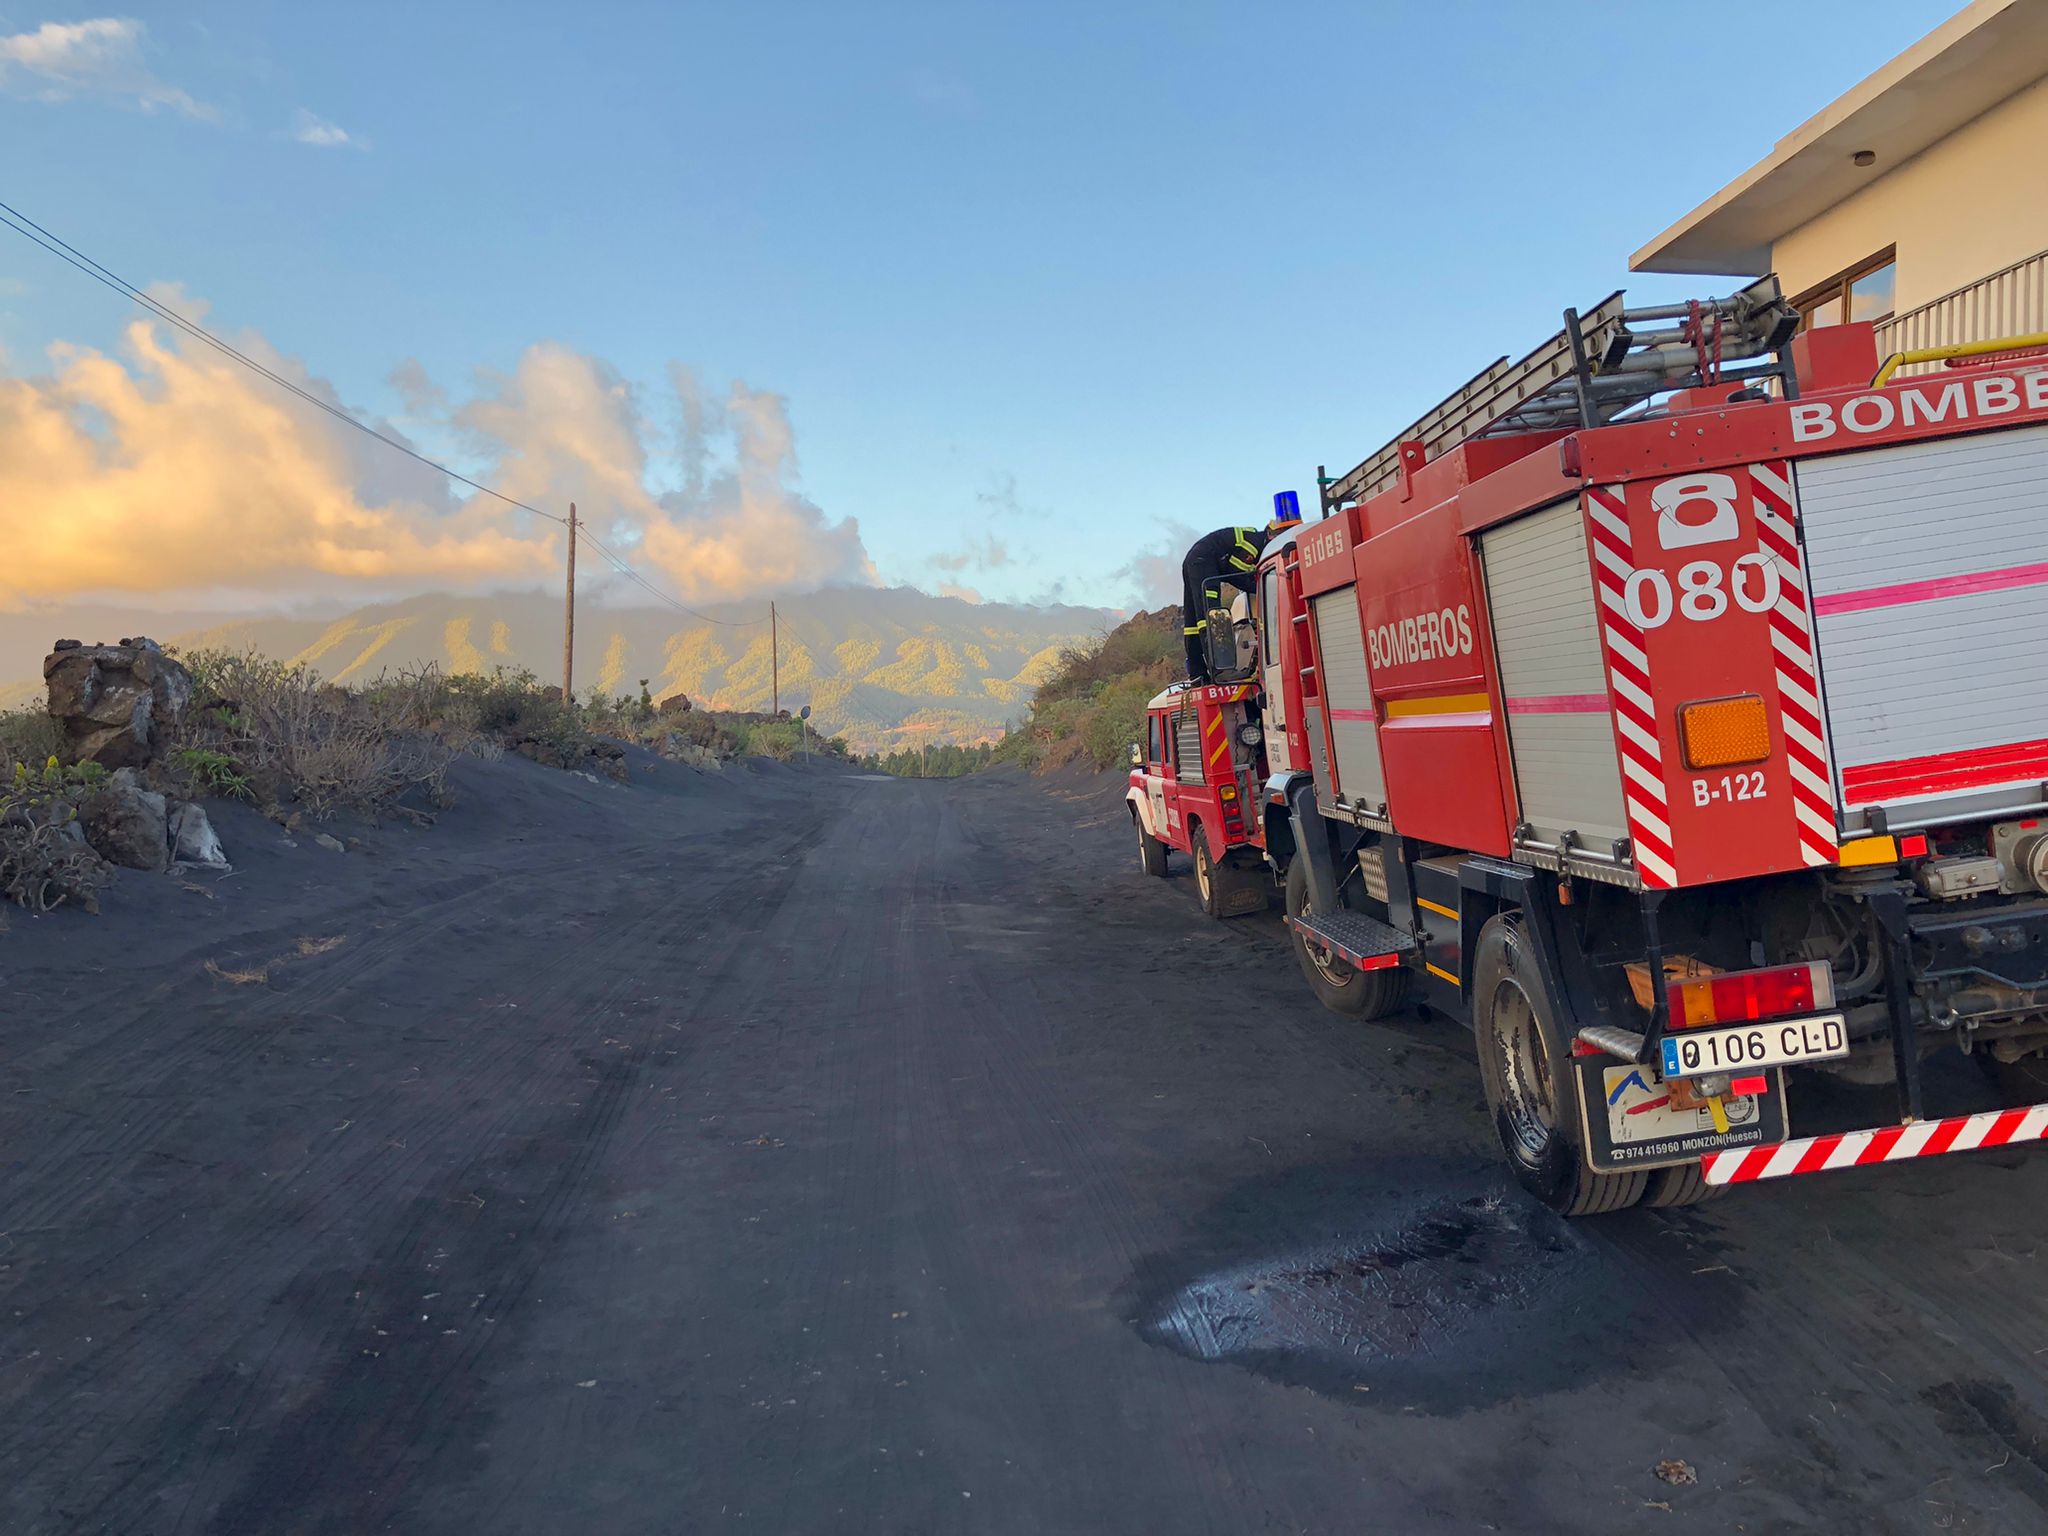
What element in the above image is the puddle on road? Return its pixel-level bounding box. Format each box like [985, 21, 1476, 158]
[1134, 1168, 1692, 1410]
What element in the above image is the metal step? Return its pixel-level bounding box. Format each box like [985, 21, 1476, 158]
[1575, 1025, 1647, 1062]
[1286, 908, 1417, 972]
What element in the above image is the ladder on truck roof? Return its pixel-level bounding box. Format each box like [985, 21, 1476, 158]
[1319, 275, 1801, 511]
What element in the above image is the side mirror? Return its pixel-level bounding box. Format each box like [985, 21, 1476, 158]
[1203, 609, 1259, 684]
[1129, 742, 1144, 767]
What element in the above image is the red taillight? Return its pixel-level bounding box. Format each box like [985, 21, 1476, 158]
[1899, 833, 1929, 857]
[1668, 960, 1834, 1028]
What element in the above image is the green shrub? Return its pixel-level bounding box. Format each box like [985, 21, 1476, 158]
[1079, 673, 1157, 770]
[0, 707, 65, 775]
[743, 719, 806, 761]
[2, 756, 108, 814]
[168, 746, 253, 801]
[1001, 607, 1179, 773]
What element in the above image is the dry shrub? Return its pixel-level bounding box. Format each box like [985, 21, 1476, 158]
[0, 811, 112, 913]
[0, 760, 113, 913]
[175, 650, 457, 821]
[205, 958, 271, 985]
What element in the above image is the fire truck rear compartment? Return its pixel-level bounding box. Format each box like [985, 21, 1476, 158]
[1797, 419, 2048, 836]
[1479, 498, 1631, 869]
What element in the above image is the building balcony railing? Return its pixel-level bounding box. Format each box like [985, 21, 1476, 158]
[1874, 248, 2048, 367]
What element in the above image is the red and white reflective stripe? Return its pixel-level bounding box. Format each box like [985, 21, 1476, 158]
[1750, 462, 1837, 868]
[1586, 486, 1676, 888]
[1701, 1102, 2048, 1185]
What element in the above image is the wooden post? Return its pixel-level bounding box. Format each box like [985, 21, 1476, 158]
[771, 601, 779, 716]
[562, 502, 577, 704]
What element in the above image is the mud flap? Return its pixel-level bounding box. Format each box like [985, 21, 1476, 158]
[1211, 857, 1272, 918]
[1574, 1058, 1788, 1174]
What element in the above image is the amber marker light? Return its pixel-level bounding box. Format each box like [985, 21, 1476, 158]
[1679, 694, 1771, 769]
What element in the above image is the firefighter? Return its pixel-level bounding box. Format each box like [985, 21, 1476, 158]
[1181, 524, 1267, 683]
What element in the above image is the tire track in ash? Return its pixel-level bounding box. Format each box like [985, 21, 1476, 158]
[370, 832, 829, 1536]
[449, 795, 910, 1534]
[154, 859, 707, 1536]
[0, 844, 626, 1246]
[918, 782, 1291, 1533]
[201, 810, 840, 1535]
[4, 845, 685, 1531]
[121, 831, 815, 1536]
[2, 802, 831, 1535]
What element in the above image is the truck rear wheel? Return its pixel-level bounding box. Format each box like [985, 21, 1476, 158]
[1473, 913, 1647, 1217]
[1284, 859, 1406, 1019]
[1641, 1162, 1721, 1208]
[1135, 811, 1168, 877]
[1193, 837, 1221, 916]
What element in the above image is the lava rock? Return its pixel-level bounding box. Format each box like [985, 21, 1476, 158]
[168, 802, 229, 868]
[43, 637, 195, 769]
[82, 768, 169, 872]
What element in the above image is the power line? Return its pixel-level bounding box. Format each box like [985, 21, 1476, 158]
[1, 195, 771, 629]
[0, 197, 569, 525]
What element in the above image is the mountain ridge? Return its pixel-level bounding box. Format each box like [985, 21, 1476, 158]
[0, 587, 1116, 753]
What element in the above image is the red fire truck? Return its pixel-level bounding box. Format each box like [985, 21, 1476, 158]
[1228, 279, 2048, 1214]
[1129, 680, 1271, 916]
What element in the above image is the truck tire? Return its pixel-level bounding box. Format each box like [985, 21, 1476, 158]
[1641, 1163, 1722, 1209]
[1135, 810, 1168, 877]
[1284, 859, 1406, 1019]
[1473, 912, 1647, 1217]
[1988, 1053, 2048, 1109]
[1193, 836, 1221, 917]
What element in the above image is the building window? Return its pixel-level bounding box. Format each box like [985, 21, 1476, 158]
[1793, 248, 1896, 330]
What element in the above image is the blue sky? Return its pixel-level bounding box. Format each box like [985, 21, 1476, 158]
[0, 0, 1959, 614]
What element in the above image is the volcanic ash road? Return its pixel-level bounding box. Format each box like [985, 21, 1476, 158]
[5, 757, 2048, 1534]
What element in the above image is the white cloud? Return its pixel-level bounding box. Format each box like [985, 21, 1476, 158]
[0, 303, 875, 610]
[1113, 521, 1202, 610]
[929, 531, 1010, 574]
[292, 108, 366, 149]
[0, 17, 213, 119]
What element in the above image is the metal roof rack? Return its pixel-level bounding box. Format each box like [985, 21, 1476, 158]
[1319, 276, 1801, 512]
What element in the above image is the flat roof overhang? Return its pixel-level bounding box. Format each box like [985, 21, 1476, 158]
[1632, 0, 2048, 276]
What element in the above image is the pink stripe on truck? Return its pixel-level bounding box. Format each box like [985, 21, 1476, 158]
[1505, 693, 1607, 715]
[1816, 558, 2048, 617]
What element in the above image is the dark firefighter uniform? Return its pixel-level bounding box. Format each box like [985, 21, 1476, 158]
[1181, 525, 1267, 682]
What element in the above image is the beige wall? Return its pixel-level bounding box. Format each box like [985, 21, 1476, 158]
[1770, 72, 2048, 313]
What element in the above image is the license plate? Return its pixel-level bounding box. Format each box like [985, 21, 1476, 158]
[1660, 1013, 1848, 1078]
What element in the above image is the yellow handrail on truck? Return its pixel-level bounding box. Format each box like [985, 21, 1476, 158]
[1873, 330, 2048, 386]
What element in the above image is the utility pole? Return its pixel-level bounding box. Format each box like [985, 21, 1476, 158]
[771, 601, 779, 716]
[562, 502, 577, 705]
